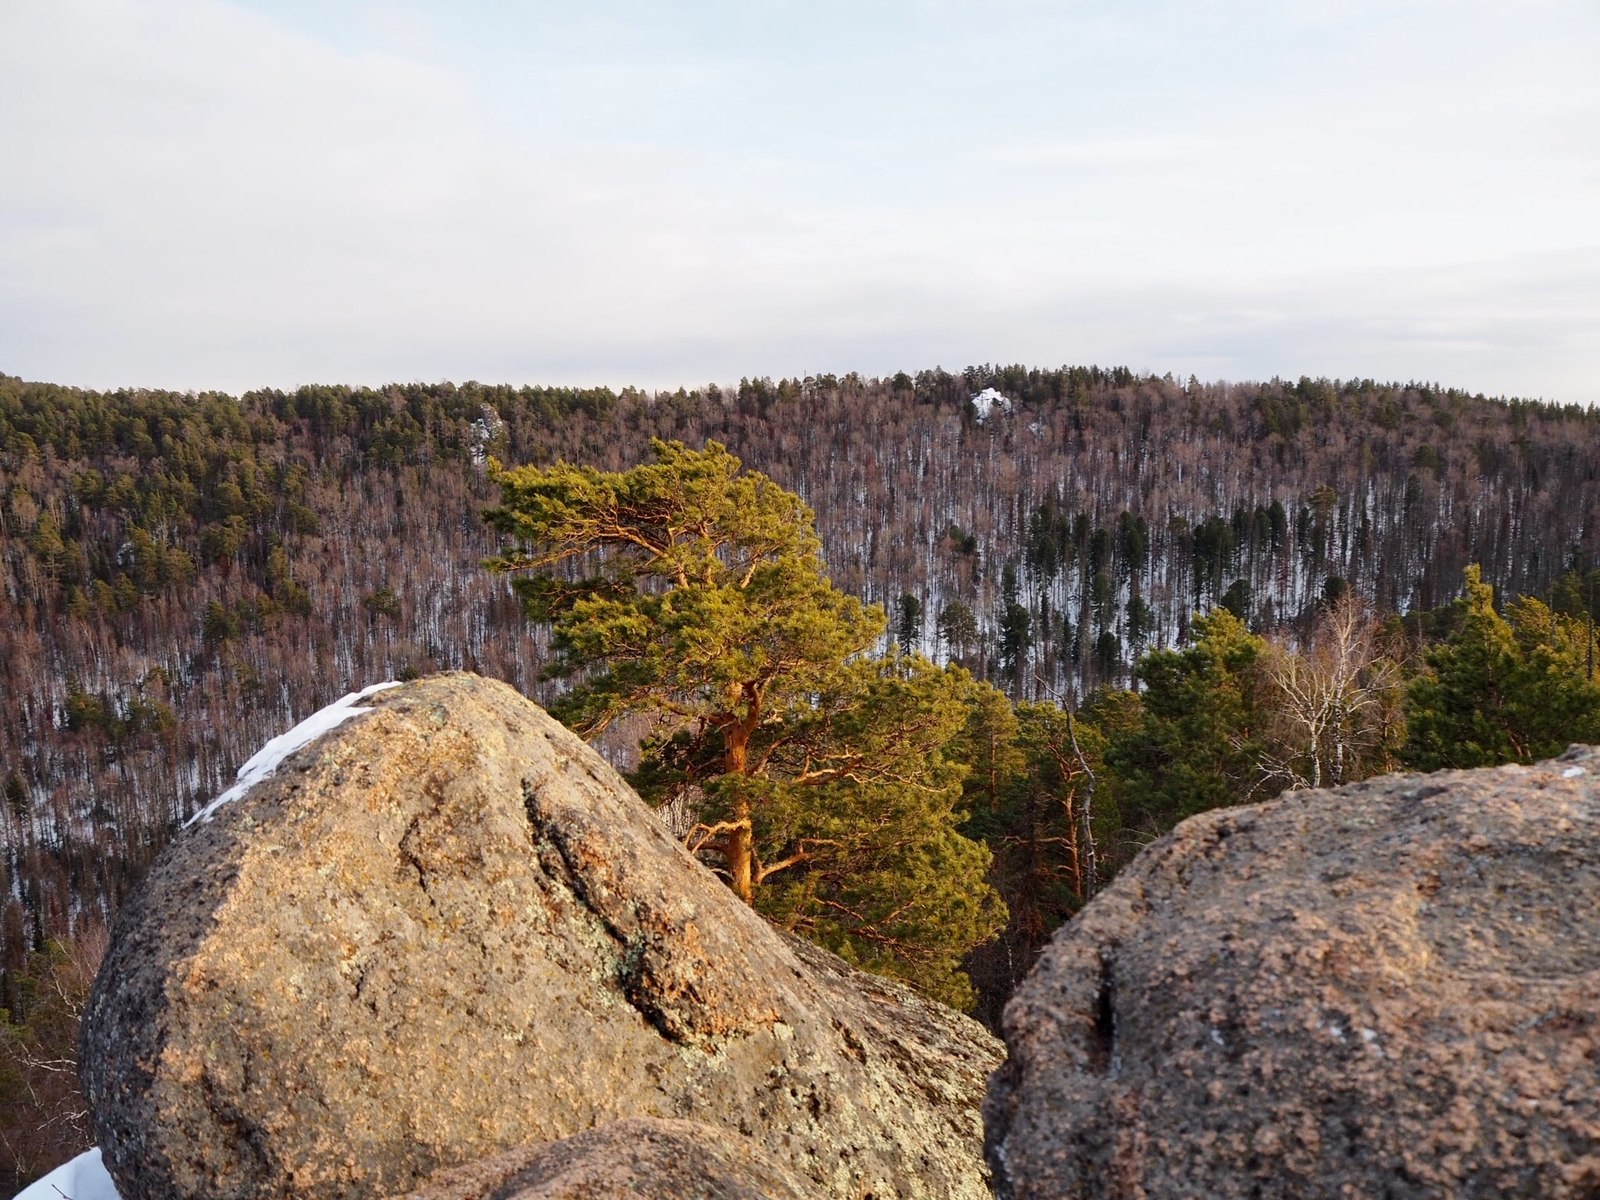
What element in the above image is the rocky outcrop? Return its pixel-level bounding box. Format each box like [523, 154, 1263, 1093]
[395, 1117, 815, 1200]
[986, 746, 1600, 1199]
[81, 673, 1000, 1200]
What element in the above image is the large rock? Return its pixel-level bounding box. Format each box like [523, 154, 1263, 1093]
[986, 747, 1600, 1199]
[396, 1117, 815, 1200]
[81, 673, 999, 1200]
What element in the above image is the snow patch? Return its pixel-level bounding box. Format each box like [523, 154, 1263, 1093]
[970, 387, 1012, 424]
[15, 1148, 120, 1200]
[1562, 766, 1587, 779]
[184, 681, 403, 827]
[470, 404, 505, 468]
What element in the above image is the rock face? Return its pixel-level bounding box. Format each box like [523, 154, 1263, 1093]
[396, 1117, 815, 1200]
[986, 746, 1600, 1199]
[81, 673, 1000, 1200]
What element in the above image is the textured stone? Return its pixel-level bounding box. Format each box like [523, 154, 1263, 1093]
[986, 745, 1600, 1199]
[394, 1117, 816, 1200]
[82, 673, 999, 1200]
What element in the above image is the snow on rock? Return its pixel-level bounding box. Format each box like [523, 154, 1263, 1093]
[14, 1148, 120, 1200]
[184, 681, 402, 826]
[82, 674, 1002, 1200]
[20, 687, 402, 1200]
[969, 387, 1012, 424]
[469, 404, 505, 468]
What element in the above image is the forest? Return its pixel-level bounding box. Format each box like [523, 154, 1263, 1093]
[2, 366, 1600, 1184]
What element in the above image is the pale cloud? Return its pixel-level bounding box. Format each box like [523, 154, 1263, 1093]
[0, 0, 1596, 402]
[985, 138, 1226, 168]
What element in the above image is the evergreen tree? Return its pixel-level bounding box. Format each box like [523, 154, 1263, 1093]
[1404, 566, 1600, 769]
[994, 561, 1032, 692]
[748, 656, 1004, 1007]
[954, 690, 1118, 1022]
[894, 591, 923, 652]
[3, 773, 26, 821]
[1126, 594, 1154, 650]
[938, 599, 980, 666]
[486, 440, 1003, 1004]
[28, 513, 65, 580]
[1220, 578, 1252, 623]
[1108, 609, 1268, 834]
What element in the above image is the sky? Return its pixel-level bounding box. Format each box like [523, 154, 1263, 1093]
[1, 0, 1597, 402]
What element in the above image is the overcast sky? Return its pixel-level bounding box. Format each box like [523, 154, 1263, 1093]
[2, 0, 1597, 402]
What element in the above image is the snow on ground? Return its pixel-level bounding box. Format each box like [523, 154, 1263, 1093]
[185, 681, 402, 826]
[14, 1149, 120, 1200]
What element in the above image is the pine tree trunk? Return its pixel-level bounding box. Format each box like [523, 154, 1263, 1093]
[723, 715, 757, 905]
[726, 804, 755, 905]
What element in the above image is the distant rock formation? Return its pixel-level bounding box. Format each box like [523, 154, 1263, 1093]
[81, 673, 1000, 1200]
[986, 746, 1600, 1198]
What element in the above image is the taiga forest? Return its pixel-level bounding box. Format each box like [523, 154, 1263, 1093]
[3, 366, 1600, 1185]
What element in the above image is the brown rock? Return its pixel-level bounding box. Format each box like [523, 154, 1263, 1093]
[394, 1117, 816, 1200]
[81, 673, 999, 1200]
[986, 746, 1600, 1199]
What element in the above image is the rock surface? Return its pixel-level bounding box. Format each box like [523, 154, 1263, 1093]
[395, 1117, 816, 1200]
[82, 673, 1000, 1200]
[986, 746, 1600, 1199]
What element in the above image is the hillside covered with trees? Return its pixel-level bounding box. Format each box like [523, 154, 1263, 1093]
[3, 366, 1600, 1184]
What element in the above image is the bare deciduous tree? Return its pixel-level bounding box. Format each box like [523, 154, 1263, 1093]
[1258, 595, 1405, 792]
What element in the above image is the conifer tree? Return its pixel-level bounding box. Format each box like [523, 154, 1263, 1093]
[894, 591, 923, 651]
[486, 439, 1003, 1004]
[1404, 565, 1600, 769]
[1107, 609, 1268, 833]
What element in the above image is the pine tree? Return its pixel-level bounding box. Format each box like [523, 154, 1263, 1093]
[998, 561, 1032, 691]
[486, 440, 1003, 1003]
[894, 591, 923, 652]
[1404, 566, 1600, 769]
[1108, 609, 1268, 833]
[938, 600, 980, 666]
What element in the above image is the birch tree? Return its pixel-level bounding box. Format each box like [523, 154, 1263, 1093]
[1258, 595, 1404, 790]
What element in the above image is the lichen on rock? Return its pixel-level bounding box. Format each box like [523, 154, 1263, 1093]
[80, 673, 999, 1200]
[985, 746, 1600, 1199]
[395, 1117, 816, 1200]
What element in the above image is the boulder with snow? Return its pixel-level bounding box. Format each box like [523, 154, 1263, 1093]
[81, 672, 1000, 1200]
[969, 387, 1012, 425]
[13, 1149, 120, 1200]
[985, 747, 1600, 1199]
